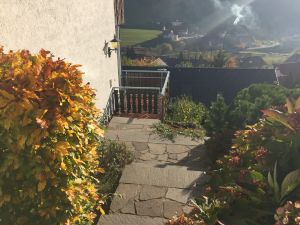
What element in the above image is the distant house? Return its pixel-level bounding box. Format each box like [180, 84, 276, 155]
[152, 58, 168, 66]
[162, 21, 189, 41]
[163, 30, 179, 41]
[170, 21, 184, 27]
[276, 61, 300, 87]
[238, 56, 267, 68]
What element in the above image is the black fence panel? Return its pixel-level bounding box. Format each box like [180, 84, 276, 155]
[122, 66, 276, 105]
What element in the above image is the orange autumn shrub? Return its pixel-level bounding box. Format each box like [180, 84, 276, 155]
[0, 48, 103, 225]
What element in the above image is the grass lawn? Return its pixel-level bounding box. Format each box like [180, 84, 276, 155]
[263, 54, 289, 65]
[240, 50, 289, 65]
[120, 28, 162, 47]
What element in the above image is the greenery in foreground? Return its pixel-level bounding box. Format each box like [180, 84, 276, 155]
[204, 84, 300, 160]
[98, 140, 134, 211]
[0, 49, 103, 225]
[168, 84, 300, 225]
[153, 96, 207, 140]
[189, 98, 300, 225]
[153, 84, 297, 142]
[0, 48, 135, 225]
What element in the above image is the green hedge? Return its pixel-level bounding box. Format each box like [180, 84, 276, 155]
[204, 84, 300, 160]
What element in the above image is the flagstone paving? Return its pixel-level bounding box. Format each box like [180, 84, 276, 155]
[98, 117, 210, 225]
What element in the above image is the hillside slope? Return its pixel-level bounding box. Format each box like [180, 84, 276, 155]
[125, 0, 300, 38]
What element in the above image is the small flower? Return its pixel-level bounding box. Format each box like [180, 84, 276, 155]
[229, 155, 241, 167]
[216, 160, 223, 165]
[274, 221, 283, 225]
[284, 201, 294, 211]
[274, 222, 283, 225]
[282, 216, 289, 224]
[295, 217, 300, 224]
[295, 201, 300, 209]
[276, 207, 285, 216]
[255, 147, 268, 162]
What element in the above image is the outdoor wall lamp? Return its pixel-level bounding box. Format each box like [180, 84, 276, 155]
[103, 36, 119, 57]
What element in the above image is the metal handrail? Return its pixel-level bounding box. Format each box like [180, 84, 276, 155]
[161, 71, 170, 96]
[101, 88, 115, 125]
[122, 76, 165, 79]
[114, 86, 161, 91]
[122, 69, 168, 74]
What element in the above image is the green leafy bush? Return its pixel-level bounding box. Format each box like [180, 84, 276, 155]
[99, 140, 134, 198]
[232, 83, 300, 127]
[0, 48, 103, 225]
[166, 96, 207, 127]
[204, 94, 230, 136]
[152, 123, 175, 140]
[160, 42, 173, 55]
[153, 96, 206, 140]
[175, 61, 193, 68]
[212, 50, 227, 68]
[204, 94, 234, 160]
[204, 84, 300, 160]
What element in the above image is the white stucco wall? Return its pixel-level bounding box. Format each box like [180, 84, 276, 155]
[0, 0, 119, 109]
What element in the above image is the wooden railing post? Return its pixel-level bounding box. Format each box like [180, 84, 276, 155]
[132, 92, 137, 113]
[126, 90, 131, 114]
[120, 89, 125, 113]
[137, 91, 142, 113]
[153, 91, 158, 114]
[148, 92, 153, 114]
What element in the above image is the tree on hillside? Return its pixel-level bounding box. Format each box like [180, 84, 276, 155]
[126, 47, 137, 59]
[225, 56, 239, 68]
[160, 43, 173, 55]
[178, 51, 184, 61]
[175, 61, 193, 68]
[212, 50, 227, 68]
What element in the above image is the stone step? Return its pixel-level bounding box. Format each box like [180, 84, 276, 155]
[97, 214, 166, 225]
[110, 117, 160, 126]
[109, 182, 196, 219]
[120, 162, 207, 188]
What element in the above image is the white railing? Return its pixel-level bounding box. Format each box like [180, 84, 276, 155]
[101, 70, 170, 125]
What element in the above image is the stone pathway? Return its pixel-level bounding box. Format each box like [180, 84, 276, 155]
[98, 117, 210, 225]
